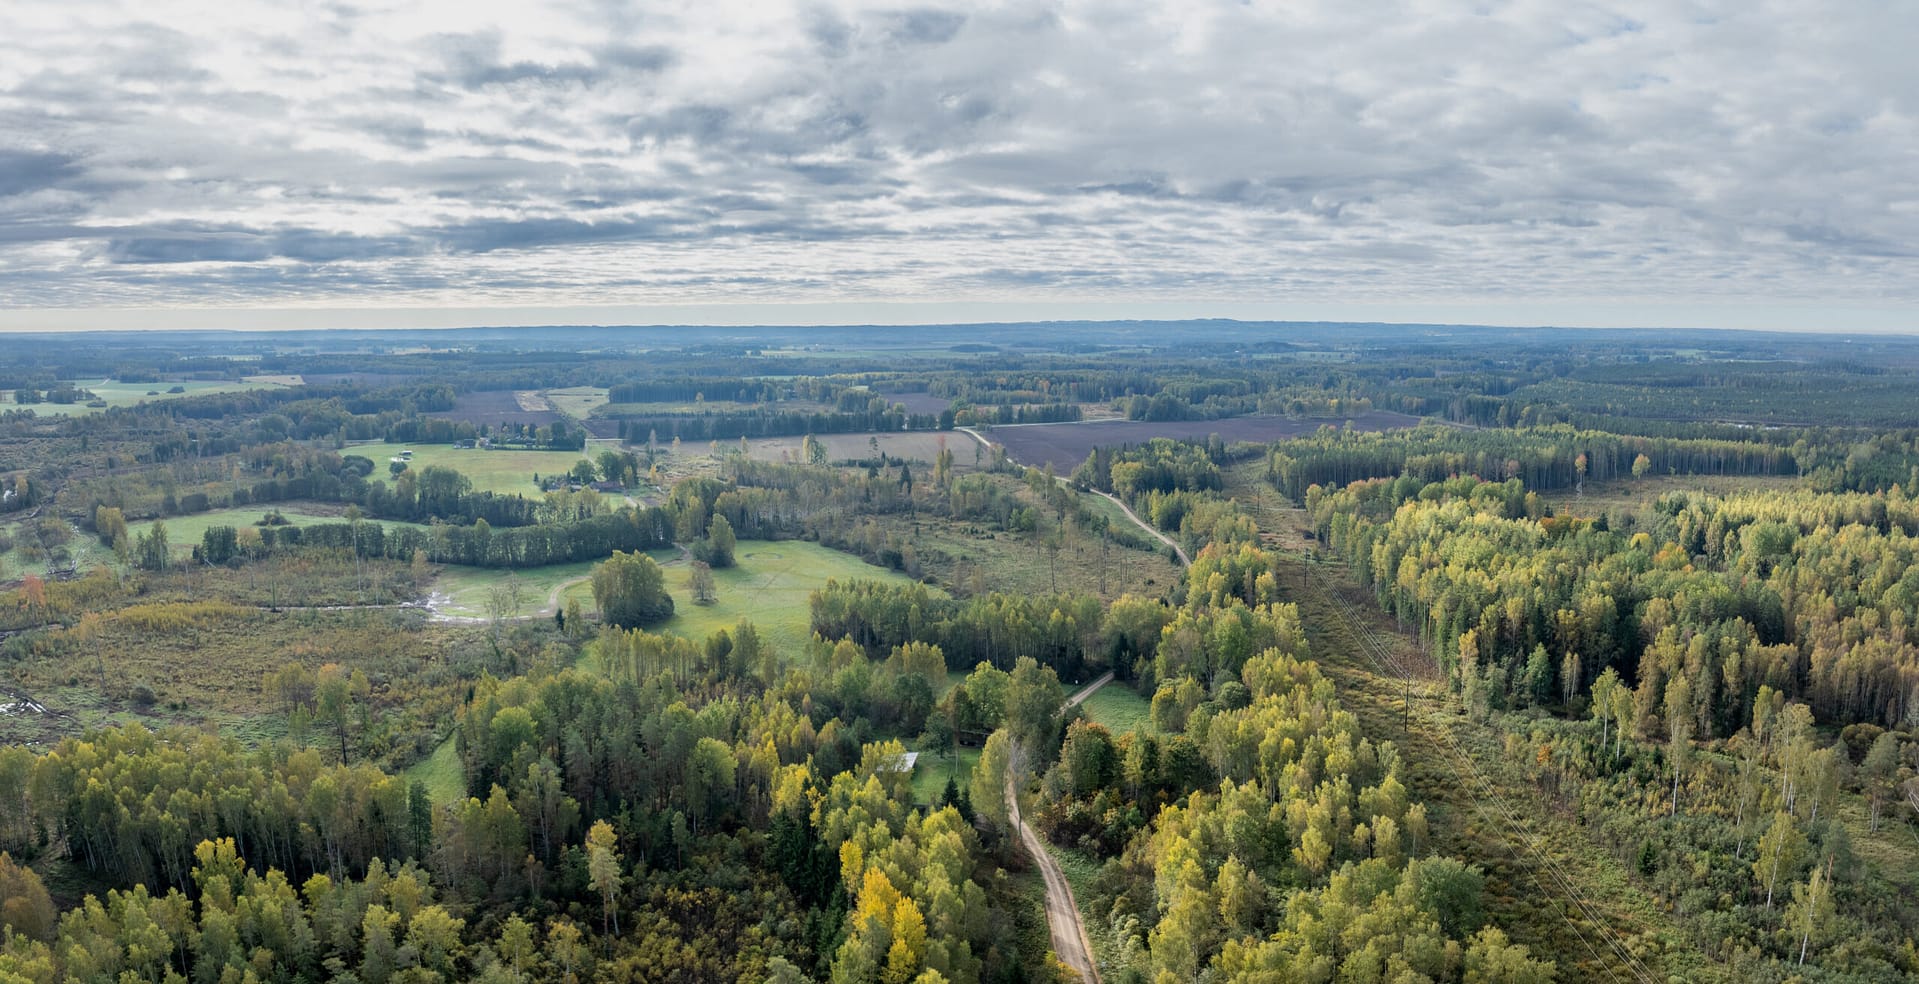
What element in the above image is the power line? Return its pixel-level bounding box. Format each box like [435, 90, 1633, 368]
[1305, 555, 1659, 984]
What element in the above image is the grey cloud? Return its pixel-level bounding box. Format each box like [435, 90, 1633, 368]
[428, 32, 675, 91]
[103, 224, 421, 264]
[888, 9, 967, 45]
[0, 150, 81, 197]
[0, 0, 1912, 323]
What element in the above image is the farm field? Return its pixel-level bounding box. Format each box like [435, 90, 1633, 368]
[371, 443, 594, 496]
[543, 385, 608, 417]
[430, 389, 562, 429]
[741, 431, 978, 469]
[125, 502, 429, 560]
[564, 540, 931, 658]
[594, 399, 827, 417]
[1077, 683, 1154, 734]
[881, 392, 952, 415]
[977, 410, 1427, 474]
[4, 377, 294, 414]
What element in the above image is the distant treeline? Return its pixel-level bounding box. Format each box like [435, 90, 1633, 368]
[614, 406, 943, 442]
[197, 505, 674, 568]
[1264, 424, 1802, 499]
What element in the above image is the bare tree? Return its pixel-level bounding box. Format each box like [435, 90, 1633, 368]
[485, 573, 525, 636]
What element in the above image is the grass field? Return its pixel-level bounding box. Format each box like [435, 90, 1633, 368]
[544, 386, 608, 418]
[405, 736, 467, 804]
[363, 444, 597, 496]
[1078, 684, 1154, 734]
[432, 561, 600, 618]
[4, 378, 293, 415]
[126, 503, 428, 560]
[1540, 473, 1804, 515]
[889, 509, 1175, 603]
[564, 540, 934, 657]
[742, 432, 978, 469]
[0, 605, 468, 748]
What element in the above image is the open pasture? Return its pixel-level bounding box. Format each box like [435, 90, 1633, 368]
[376, 443, 593, 496]
[5, 377, 294, 415]
[742, 431, 975, 469]
[544, 386, 609, 417]
[566, 540, 933, 659]
[1076, 683, 1154, 734]
[431, 389, 562, 429]
[431, 560, 601, 619]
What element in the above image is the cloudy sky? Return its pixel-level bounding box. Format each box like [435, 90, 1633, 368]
[1, 0, 1914, 331]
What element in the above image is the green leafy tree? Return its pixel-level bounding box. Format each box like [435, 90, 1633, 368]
[1666, 674, 1694, 815]
[1464, 926, 1555, 983]
[591, 550, 675, 628]
[135, 520, 170, 571]
[1863, 731, 1901, 832]
[1753, 811, 1806, 909]
[1787, 866, 1836, 967]
[585, 820, 622, 939]
[1590, 666, 1621, 752]
[705, 513, 736, 568]
[970, 729, 1012, 831]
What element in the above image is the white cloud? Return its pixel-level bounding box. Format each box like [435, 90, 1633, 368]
[0, 0, 1913, 329]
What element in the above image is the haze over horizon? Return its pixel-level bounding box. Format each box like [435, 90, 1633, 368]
[3, 0, 1914, 333]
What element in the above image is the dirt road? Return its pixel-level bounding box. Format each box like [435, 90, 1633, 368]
[1004, 670, 1113, 982]
[1090, 490, 1190, 568]
[957, 427, 1191, 570]
[1007, 773, 1100, 982]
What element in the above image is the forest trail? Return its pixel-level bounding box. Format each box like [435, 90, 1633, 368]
[542, 575, 589, 615]
[955, 426, 1190, 569]
[1007, 771, 1100, 983]
[1066, 671, 1113, 709]
[1004, 669, 1112, 982]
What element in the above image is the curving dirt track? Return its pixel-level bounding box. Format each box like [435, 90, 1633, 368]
[1006, 671, 1113, 982]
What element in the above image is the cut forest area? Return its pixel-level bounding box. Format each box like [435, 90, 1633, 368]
[1282, 551, 1675, 981]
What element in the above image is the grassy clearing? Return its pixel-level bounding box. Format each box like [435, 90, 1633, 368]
[1541, 473, 1804, 515]
[1078, 685, 1154, 735]
[432, 561, 601, 618]
[5, 378, 292, 415]
[405, 736, 467, 804]
[544, 386, 608, 418]
[895, 510, 1175, 604]
[0, 606, 472, 750]
[741, 432, 977, 469]
[566, 540, 932, 658]
[909, 745, 980, 805]
[365, 444, 594, 497]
